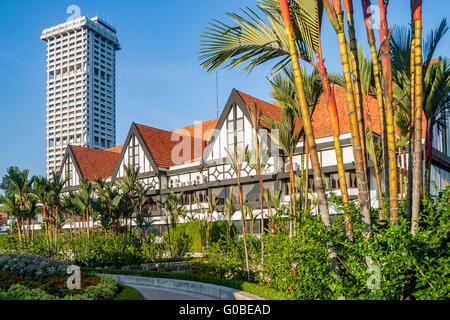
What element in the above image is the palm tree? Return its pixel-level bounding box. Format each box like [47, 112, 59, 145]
[198, 0, 351, 213]
[391, 19, 447, 208]
[23, 194, 40, 241]
[61, 191, 78, 239]
[361, 0, 389, 198]
[205, 195, 217, 248]
[246, 103, 270, 264]
[390, 16, 449, 230]
[2, 167, 31, 238]
[323, 0, 372, 231]
[160, 191, 185, 258]
[108, 192, 126, 235]
[47, 170, 69, 242]
[223, 197, 236, 242]
[263, 100, 302, 226]
[410, 0, 424, 235]
[422, 59, 450, 196]
[2, 167, 29, 209]
[264, 189, 283, 234]
[343, 0, 368, 176]
[376, 0, 401, 222]
[73, 179, 93, 238]
[0, 192, 22, 243]
[116, 164, 140, 236]
[226, 145, 251, 281]
[133, 182, 152, 238]
[331, 45, 386, 210]
[31, 176, 50, 240]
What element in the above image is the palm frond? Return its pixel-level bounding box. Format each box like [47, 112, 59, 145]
[198, 0, 323, 76]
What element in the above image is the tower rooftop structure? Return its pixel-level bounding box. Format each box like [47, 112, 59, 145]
[41, 16, 120, 176]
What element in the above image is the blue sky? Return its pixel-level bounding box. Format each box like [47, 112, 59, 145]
[0, 0, 449, 179]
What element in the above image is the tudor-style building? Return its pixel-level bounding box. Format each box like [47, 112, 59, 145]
[58, 88, 450, 234]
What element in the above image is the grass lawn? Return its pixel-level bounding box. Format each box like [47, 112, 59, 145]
[113, 284, 144, 300]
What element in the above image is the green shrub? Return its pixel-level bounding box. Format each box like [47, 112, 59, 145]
[185, 221, 206, 252]
[0, 231, 165, 268]
[163, 221, 207, 257]
[211, 221, 237, 243]
[114, 284, 144, 300]
[6, 284, 55, 300]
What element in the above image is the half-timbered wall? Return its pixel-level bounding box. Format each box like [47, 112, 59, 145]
[61, 155, 80, 187]
[117, 135, 153, 178]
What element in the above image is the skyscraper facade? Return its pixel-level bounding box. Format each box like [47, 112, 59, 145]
[41, 16, 120, 176]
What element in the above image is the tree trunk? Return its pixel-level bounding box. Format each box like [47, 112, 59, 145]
[407, 34, 416, 221]
[237, 174, 251, 282]
[285, 0, 340, 279]
[259, 173, 264, 266]
[362, 0, 389, 201]
[336, 28, 372, 230]
[304, 144, 309, 211]
[345, 2, 369, 182]
[16, 217, 22, 243]
[379, 0, 399, 223]
[411, 1, 423, 236]
[424, 118, 434, 198]
[317, 54, 351, 216]
[366, 111, 384, 209]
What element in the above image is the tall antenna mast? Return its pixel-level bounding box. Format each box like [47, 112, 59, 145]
[216, 71, 219, 118]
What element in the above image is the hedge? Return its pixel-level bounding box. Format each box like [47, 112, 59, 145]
[113, 284, 144, 300]
[84, 268, 292, 300]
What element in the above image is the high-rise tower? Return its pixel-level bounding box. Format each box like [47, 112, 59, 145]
[41, 16, 120, 176]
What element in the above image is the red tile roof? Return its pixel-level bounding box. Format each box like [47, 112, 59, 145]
[70, 145, 121, 181]
[135, 124, 206, 168]
[236, 90, 304, 131]
[237, 87, 426, 140]
[105, 145, 123, 154]
[172, 119, 219, 142]
[236, 90, 281, 127]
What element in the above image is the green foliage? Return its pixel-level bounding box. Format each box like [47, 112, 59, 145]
[5, 284, 55, 300]
[113, 284, 144, 300]
[83, 276, 119, 300]
[259, 188, 450, 300]
[162, 221, 210, 256]
[0, 231, 165, 268]
[204, 237, 261, 281]
[184, 221, 206, 252]
[210, 220, 237, 243]
[85, 267, 292, 300]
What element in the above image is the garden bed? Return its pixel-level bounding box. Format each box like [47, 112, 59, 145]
[0, 254, 122, 300]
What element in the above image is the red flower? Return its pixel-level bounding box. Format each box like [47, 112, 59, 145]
[292, 271, 297, 276]
[289, 285, 294, 291]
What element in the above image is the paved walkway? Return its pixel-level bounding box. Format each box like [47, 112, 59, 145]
[129, 284, 215, 300]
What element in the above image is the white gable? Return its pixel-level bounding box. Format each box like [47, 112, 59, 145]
[61, 155, 80, 187]
[206, 104, 253, 162]
[116, 135, 153, 178]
